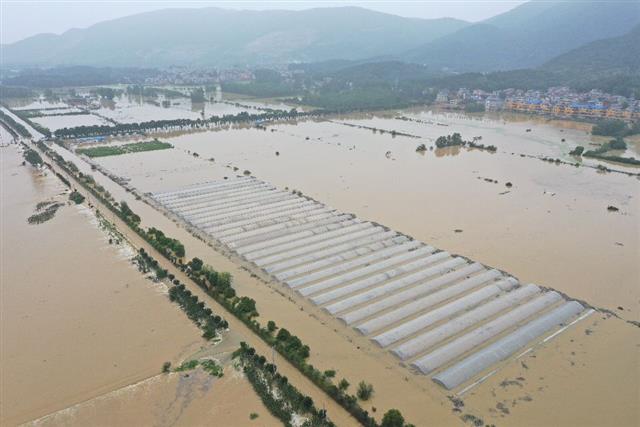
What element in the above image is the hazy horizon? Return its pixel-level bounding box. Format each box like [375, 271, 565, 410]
[1, 0, 526, 44]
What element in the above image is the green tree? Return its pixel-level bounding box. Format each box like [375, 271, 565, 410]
[381, 409, 405, 427]
[218, 272, 232, 288]
[23, 149, 43, 167]
[190, 257, 203, 271]
[323, 369, 336, 378]
[569, 146, 584, 156]
[267, 320, 278, 333]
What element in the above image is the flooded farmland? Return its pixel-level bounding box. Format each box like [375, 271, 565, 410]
[92, 95, 257, 124]
[95, 110, 640, 319]
[4, 100, 639, 426]
[0, 145, 206, 425]
[30, 113, 113, 131]
[66, 107, 638, 426]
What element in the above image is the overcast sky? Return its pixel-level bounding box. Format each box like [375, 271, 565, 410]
[1, 1, 527, 44]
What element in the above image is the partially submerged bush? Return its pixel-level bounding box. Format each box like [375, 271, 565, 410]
[357, 381, 374, 401]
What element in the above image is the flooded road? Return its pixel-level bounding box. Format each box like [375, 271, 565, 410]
[0, 146, 204, 425]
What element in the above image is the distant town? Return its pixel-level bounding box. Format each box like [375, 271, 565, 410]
[134, 67, 640, 121]
[436, 87, 640, 120]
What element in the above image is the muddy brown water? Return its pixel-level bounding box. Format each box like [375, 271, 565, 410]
[65, 109, 639, 425]
[95, 111, 639, 319]
[0, 146, 204, 426]
[7, 106, 638, 426]
[7, 141, 362, 426]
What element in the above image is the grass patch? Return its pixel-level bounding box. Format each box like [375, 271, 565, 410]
[174, 360, 199, 372]
[200, 359, 224, 377]
[173, 359, 223, 377]
[77, 139, 172, 158]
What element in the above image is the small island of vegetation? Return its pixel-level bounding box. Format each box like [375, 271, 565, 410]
[27, 201, 63, 224]
[435, 133, 497, 152]
[581, 137, 640, 166]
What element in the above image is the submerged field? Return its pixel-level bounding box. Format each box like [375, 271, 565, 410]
[95, 110, 639, 319]
[4, 98, 638, 426]
[67, 106, 639, 425]
[0, 145, 277, 426]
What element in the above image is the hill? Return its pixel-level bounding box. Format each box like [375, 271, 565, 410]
[2, 7, 467, 67]
[543, 25, 640, 75]
[406, 0, 640, 72]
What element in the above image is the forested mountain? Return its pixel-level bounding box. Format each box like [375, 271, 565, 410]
[406, 0, 640, 72]
[543, 25, 640, 75]
[295, 22, 640, 101]
[1, 7, 467, 67]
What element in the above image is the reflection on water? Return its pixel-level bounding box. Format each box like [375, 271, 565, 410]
[434, 146, 461, 157]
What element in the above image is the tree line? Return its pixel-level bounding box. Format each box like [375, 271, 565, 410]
[52, 109, 317, 139]
[234, 342, 334, 427]
[0, 109, 31, 138]
[32, 138, 414, 427]
[11, 109, 52, 137]
[235, 343, 411, 427]
[591, 119, 640, 138]
[181, 254, 409, 426]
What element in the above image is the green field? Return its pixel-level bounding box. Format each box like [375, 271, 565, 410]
[77, 139, 172, 157]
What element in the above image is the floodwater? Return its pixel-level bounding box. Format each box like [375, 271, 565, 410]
[31, 107, 83, 116]
[29, 368, 281, 427]
[221, 95, 306, 112]
[5, 99, 69, 110]
[93, 95, 259, 124]
[371, 109, 640, 171]
[0, 145, 205, 425]
[31, 107, 640, 426]
[11, 141, 362, 427]
[0, 125, 14, 145]
[31, 113, 112, 132]
[462, 311, 640, 427]
[26, 334, 281, 427]
[1, 106, 46, 140]
[95, 111, 640, 319]
[79, 109, 640, 426]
